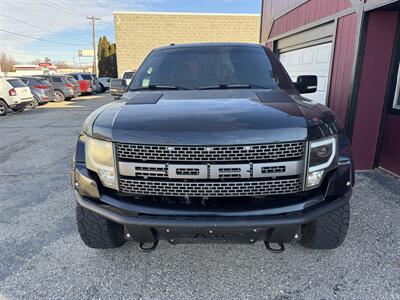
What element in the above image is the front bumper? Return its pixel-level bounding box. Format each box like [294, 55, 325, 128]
[72, 162, 353, 244]
[76, 190, 350, 243]
[73, 90, 81, 97]
[47, 94, 56, 102]
[63, 89, 74, 98]
[81, 87, 92, 93]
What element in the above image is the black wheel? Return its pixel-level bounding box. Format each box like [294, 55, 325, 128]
[300, 203, 350, 249]
[27, 97, 39, 109]
[76, 204, 126, 249]
[0, 100, 8, 116]
[99, 83, 105, 93]
[54, 90, 65, 102]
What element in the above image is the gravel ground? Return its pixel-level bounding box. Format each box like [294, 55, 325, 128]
[0, 94, 399, 300]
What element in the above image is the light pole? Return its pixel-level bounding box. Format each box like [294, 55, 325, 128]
[87, 15, 101, 74]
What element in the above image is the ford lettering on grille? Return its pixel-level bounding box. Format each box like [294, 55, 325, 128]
[119, 161, 303, 180]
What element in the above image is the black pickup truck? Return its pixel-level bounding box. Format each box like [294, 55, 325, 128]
[72, 43, 353, 252]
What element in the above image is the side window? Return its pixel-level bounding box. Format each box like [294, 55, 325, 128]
[7, 79, 26, 88]
[393, 63, 400, 110]
[21, 79, 29, 84]
[73, 75, 79, 80]
[52, 77, 62, 83]
[81, 75, 92, 80]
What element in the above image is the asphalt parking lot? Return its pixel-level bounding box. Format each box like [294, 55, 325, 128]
[0, 94, 399, 300]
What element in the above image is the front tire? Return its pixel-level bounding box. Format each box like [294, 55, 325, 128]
[76, 204, 126, 249]
[54, 90, 65, 102]
[99, 83, 105, 93]
[0, 100, 8, 116]
[300, 203, 350, 249]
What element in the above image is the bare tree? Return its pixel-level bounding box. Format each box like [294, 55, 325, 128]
[30, 59, 42, 65]
[54, 61, 71, 69]
[0, 52, 16, 72]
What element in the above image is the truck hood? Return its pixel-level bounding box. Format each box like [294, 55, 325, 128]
[89, 90, 341, 145]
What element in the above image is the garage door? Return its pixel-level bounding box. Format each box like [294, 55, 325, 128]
[279, 43, 332, 105]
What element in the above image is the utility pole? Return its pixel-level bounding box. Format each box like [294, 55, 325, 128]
[87, 15, 101, 75]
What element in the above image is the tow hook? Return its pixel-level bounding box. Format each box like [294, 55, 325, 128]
[264, 241, 285, 253]
[138, 241, 159, 252]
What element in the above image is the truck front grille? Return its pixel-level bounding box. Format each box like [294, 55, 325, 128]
[119, 177, 302, 197]
[116, 141, 305, 162]
[116, 142, 306, 197]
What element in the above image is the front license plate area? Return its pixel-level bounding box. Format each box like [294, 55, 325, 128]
[160, 228, 266, 244]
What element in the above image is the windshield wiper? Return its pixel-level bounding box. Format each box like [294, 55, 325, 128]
[196, 83, 272, 90]
[131, 84, 190, 91]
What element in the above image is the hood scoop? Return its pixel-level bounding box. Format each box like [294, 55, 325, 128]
[126, 92, 163, 105]
[256, 90, 295, 103]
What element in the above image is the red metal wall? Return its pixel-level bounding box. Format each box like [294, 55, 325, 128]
[351, 11, 399, 170]
[380, 115, 400, 174]
[269, 0, 352, 38]
[261, 0, 299, 44]
[328, 13, 358, 126]
[261, 0, 357, 125]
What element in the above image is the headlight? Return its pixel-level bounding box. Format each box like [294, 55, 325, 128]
[85, 136, 118, 190]
[306, 136, 337, 189]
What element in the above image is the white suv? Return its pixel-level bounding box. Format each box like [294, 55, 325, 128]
[0, 77, 34, 116]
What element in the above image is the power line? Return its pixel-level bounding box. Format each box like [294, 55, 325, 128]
[0, 2, 92, 44]
[0, 13, 63, 36]
[55, 0, 87, 16]
[3, 0, 114, 39]
[97, 21, 115, 38]
[40, 0, 87, 18]
[0, 29, 92, 46]
[0, 13, 93, 44]
[2, 1, 71, 28]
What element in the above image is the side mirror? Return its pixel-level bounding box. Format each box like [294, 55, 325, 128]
[294, 75, 318, 94]
[110, 79, 127, 98]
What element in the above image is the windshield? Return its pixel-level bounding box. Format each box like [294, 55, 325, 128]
[131, 46, 294, 91]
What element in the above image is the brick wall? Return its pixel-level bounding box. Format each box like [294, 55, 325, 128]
[114, 12, 260, 76]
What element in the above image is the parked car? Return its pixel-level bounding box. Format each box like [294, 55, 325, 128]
[64, 76, 82, 98]
[110, 78, 127, 100]
[75, 43, 354, 252]
[19, 76, 55, 108]
[98, 77, 111, 92]
[68, 73, 102, 93]
[121, 70, 135, 86]
[0, 77, 34, 116]
[35, 75, 74, 102]
[72, 78, 92, 95]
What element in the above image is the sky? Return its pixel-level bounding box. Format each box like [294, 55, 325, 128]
[0, 0, 261, 65]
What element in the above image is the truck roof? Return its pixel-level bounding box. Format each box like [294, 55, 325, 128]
[154, 42, 263, 52]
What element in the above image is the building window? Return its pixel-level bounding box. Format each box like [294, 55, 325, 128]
[393, 63, 400, 110]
